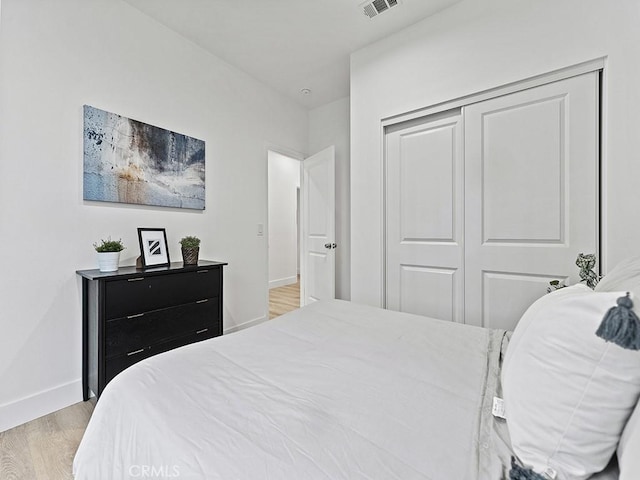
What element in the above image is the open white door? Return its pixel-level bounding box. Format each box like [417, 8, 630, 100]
[301, 146, 336, 306]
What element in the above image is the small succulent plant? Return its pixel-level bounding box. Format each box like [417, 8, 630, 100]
[93, 237, 125, 253]
[179, 236, 201, 249]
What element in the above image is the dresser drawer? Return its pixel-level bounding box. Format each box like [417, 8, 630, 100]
[105, 329, 217, 384]
[104, 267, 221, 319]
[105, 297, 220, 358]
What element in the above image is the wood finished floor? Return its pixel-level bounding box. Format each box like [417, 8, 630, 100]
[269, 277, 300, 319]
[0, 399, 95, 480]
[0, 282, 299, 479]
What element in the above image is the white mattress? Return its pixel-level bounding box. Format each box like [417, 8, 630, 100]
[74, 300, 511, 479]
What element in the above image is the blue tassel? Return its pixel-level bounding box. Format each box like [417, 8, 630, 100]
[595, 293, 640, 350]
[509, 457, 547, 480]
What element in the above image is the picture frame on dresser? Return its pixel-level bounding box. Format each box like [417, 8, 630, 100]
[138, 227, 170, 267]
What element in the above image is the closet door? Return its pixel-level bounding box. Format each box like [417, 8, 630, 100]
[385, 111, 464, 321]
[464, 72, 599, 330]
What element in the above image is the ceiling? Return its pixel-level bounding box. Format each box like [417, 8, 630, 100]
[123, 0, 463, 109]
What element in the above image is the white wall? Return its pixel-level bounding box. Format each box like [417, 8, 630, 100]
[351, 0, 640, 306]
[0, 0, 308, 431]
[309, 97, 350, 300]
[268, 151, 300, 288]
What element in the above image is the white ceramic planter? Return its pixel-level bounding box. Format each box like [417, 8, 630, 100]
[97, 251, 121, 272]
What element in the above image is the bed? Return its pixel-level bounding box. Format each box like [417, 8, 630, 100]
[73, 258, 640, 480]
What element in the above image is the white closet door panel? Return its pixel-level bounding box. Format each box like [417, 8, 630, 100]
[483, 98, 563, 242]
[400, 266, 457, 320]
[464, 73, 599, 329]
[386, 112, 464, 322]
[400, 125, 455, 241]
[482, 271, 567, 330]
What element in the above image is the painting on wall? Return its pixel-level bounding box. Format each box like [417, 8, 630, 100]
[83, 105, 206, 210]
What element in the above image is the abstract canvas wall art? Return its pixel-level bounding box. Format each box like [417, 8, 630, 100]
[83, 105, 205, 210]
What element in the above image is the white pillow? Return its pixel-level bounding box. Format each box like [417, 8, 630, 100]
[618, 399, 640, 480]
[503, 284, 640, 480]
[595, 255, 640, 296]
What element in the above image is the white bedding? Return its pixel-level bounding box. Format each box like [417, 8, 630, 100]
[74, 300, 512, 479]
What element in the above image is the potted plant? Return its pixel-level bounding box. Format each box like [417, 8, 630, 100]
[93, 237, 125, 272]
[179, 236, 200, 266]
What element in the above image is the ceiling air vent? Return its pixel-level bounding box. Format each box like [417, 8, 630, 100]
[361, 0, 400, 19]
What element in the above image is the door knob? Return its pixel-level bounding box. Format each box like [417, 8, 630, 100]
[324, 243, 331, 249]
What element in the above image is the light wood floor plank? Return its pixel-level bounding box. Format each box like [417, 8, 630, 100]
[0, 399, 95, 480]
[0, 423, 37, 480]
[269, 278, 300, 319]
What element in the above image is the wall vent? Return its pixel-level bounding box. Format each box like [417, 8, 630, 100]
[361, 0, 401, 19]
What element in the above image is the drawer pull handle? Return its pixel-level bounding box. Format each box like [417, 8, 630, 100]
[127, 313, 145, 319]
[196, 270, 209, 274]
[127, 277, 145, 282]
[196, 299, 209, 304]
[127, 348, 145, 356]
[196, 328, 209, 334]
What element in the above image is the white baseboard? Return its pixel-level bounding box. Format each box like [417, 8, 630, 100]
[0, 316, 272, 433]
[0, 379, 82, 433]
[269, 276, 298, 289]
[224, 315, 267, 334]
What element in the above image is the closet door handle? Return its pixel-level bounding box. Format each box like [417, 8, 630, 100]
[127, 348, 145, 357]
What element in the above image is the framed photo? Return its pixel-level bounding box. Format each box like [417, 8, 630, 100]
[138, 228, 170, 268]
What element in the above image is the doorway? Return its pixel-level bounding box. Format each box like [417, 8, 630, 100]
[267, 150, 301, 319]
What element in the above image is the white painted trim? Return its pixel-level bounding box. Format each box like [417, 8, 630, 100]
[223, 315, 267, 334]
[264, 144, 306, 162]
[382, 58, 606, 127]
[269, 276, 298, 289]
[379, 119, 387, 309]
[0, 379, 82, 433]
[299, 159, 306, 307]
[599, 62, 609, 274]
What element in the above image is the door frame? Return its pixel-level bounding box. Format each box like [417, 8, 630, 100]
[380, 57, 606, 309]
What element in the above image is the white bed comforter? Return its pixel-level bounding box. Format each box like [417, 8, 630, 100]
[73, 300, 511, 480]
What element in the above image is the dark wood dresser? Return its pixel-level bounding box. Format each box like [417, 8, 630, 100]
[77, 260, 227, 400]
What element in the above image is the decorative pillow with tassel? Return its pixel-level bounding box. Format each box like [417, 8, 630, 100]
[595, 255, 640, 350]
[502, 284, 640, 480]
